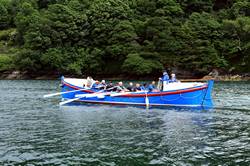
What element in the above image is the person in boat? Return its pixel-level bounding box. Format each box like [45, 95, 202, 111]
[147, 81, 159, 92]
[140, 83, 147, 91]
[116, 81, 129, 92]
[169, 73, 178, 83]
[135, 83, 142, 91]
[159, 70, 169, 91]
[91, 80, 99, 89]
[127, 82, 135, 92]
[96, 80, 107, 90]
[106, 81, 113, 90]
[161, 71, 169, 82]
[86, 76, 94, 88]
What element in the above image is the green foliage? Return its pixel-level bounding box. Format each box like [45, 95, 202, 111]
[0, 54, 13, 71]
[123, 53, 163, 75]
[13, 49, 42, 71]
[0, 28, 15, 41]
[221, 16, 250, 72]
[176, 12, 228, 74]
[0, 0, 11, 29]
[0, 0, 249, 77]
[40, 47, 103, 75]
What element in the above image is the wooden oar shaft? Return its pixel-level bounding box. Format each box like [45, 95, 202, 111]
[43, 87, 90, 98]
[75, 91, 109, 98]
[59, 90, 106, 105]
[59, 97, 80, 106]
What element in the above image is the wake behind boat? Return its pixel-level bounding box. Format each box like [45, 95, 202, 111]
[56, 75, 214, 109]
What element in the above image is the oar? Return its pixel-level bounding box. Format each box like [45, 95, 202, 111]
[43, 87, 90, 98]
[75, 91, 109, 98]
[74, 86, 118, 98]
[59, 90, 105, 106]
[59, 97, 81, 106]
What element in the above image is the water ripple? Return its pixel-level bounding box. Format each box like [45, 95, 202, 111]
[0, 80, 249, 165]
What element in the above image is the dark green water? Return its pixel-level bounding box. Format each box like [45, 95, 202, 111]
[0, 80, 250, 165]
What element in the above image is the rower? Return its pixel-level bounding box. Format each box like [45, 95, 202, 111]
[106, 81, 113, 90]
[116, 81, 129, 92]
[140, 83, 147, 90]
[127, 82, 135, 92]
[98, 80, 107, 90]
[135, 83, 142, 91]
[147, 81, 159, 92]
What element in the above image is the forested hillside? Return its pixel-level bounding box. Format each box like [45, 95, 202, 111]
[0, 0, 249, 78]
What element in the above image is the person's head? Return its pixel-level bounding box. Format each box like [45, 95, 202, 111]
[163, 70, 168, 75]
[129, 82, 133, 86]
[171, 73, 176, 78]
[109, 81, 113, 85]
[152, 81, 155, 85]
[101, 80, 105, 84]
[118, 81, 123, 86]
[135, 83, 140, 88]
[143, 83, 147, 87]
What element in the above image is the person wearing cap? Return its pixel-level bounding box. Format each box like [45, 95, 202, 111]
[159, 70, 170, 91]
[162, 71, 169, 81]
[159, 71, 169, 82]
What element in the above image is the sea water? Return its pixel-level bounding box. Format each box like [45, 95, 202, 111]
[0, 80, 249, 165]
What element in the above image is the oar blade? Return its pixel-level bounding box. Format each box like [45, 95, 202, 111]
[59, 98, 80, 106]
[43, 87, 91, 98]
[43, 93, 61, 98]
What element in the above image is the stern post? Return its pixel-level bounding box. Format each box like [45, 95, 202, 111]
[201, 80, 214, 109]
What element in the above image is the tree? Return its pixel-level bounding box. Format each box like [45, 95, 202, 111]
[122, 53, 163, 75]
[222, 17, 250, 72]
[0, 0, 11, 29]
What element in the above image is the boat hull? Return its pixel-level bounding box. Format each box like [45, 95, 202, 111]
[61, 77, 214, 109]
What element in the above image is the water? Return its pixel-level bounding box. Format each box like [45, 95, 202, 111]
[0, 80, 250, 165]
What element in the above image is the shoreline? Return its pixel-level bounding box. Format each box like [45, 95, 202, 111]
[0, 71, 249, 81]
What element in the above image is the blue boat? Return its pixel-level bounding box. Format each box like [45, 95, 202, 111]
[59, 76, 214, 109]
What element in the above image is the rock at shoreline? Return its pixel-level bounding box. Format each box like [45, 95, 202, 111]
[6, 71, 20, 79]
[202, 74, 250, 81]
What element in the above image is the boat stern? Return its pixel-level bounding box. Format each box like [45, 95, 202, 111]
[201, 80, 214, 109]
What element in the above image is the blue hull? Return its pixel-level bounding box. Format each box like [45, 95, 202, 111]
[61, 78, 214, 109]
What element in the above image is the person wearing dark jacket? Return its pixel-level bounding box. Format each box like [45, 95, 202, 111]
[127, 82, 135, 92]
[134, 83, 141, 91]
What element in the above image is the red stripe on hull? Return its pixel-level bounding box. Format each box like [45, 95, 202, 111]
[119, 85, 208, 97]
[62, 80, 207, 97]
